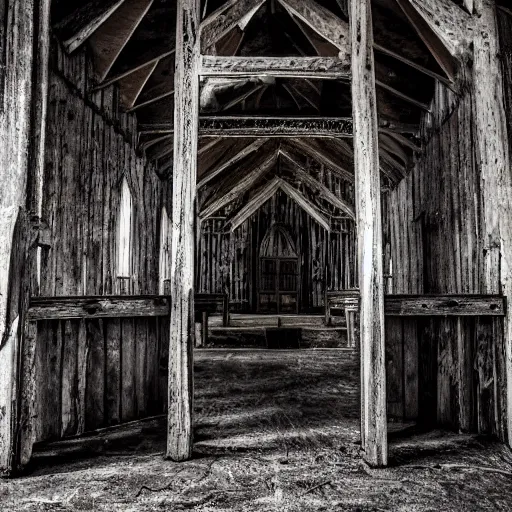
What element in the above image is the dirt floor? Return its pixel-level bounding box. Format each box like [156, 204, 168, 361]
[2, 348, 512, 511]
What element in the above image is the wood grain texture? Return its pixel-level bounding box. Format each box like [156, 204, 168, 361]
[277, 0, 350, 59]
[351, 0, 387, 467]
[167, 0, 200, 462]
[200, 56, 350, 79]
[474, 0, 512, 448]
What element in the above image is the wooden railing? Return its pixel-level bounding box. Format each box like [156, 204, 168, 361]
[325, 291, 505, 349]
[28, 293, 230, 325]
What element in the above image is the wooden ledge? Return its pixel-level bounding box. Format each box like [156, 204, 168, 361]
[326, 293, 506, 317]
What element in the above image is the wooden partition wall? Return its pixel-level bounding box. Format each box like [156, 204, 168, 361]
[27, 42, 173, 445]
[383, 68, 510, 442]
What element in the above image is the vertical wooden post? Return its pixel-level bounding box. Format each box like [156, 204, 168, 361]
[0, 0, 51, 475]
[350, 0, 388, 466]
[167, 0, 200, 461]
[473, 0, 512, 446]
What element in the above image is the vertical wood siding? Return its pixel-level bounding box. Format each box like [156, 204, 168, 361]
[383, 82, 507, 440]
[33, 41, 172, 442]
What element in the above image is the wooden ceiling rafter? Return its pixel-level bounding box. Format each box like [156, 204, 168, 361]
[197, 138, 271, 188]
[88, 0, 154, 82]
[394, 0, 461, 82]
[283, 138, 353, 182]
[118, 60, 159, 109]
[276, 0, 351, 58]
[227, 176, 332, 232]
[200, 0, 266, 53]
[56, 0, 126, 54]
[200, 146, 280, 219]
[279, 147, 355, 218]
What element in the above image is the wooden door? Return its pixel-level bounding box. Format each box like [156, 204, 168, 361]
[258, 257, 299, 313]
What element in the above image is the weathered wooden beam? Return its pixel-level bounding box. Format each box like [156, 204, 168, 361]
[385, 295, 505, 316]
[200, 0, 265, 52]
[200, 149, 279, 219]
[229, 178, 282, 231]
[279, 148, 355, 218]
[394, 0, 460, 82]
[139, 116, 353, 137]
[167, 0, 200, 463]
[27, 297, 170, 321]
[277, 0, 350, 59]
[351, 0, 387, 467]
[1, 0, 50, 476]
[200, 56, 350, 79]
[55, 0, 126, 53]
[472, 0, 512, 448]
[197, 138, 270, 188]
[408, 0, 471, 56]
[119, 60, 159, 109]
[128, 54, 175, 112]
[279, 179, 331, 232]
[88, 0, 154, 82]
[373, 43, 452, 87]
[375, 80, 431, 113]
[284, 139, 353, 182]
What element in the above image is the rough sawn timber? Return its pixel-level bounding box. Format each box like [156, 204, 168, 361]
[167, 0, 200, 462]
[351, 0, 388, 467]
[200, 56, 350, 80]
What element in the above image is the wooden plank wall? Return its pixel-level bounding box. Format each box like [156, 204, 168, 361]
[198, 169, 357, 312]
[33, 40, 172, 443]
[382, 81, 507, 440]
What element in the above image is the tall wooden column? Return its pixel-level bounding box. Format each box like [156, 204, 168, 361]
[0, 0, 51, 475]
[167, 0, 200, 461]
[473, 0, 512, 446]
[350, 0, 388, 466]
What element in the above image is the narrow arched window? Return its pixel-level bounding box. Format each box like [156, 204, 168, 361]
[159, 206, 171, 294]
[117, 177, 133, 279]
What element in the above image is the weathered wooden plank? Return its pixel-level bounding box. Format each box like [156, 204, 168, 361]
[385, 295, 505, 317]
[0, 0, 39, 475]
[139, 116, 354, 137]
[105, 319, 121, 425]
[61, 320, 78, 436]
[473, 0, 512, 447]
[385, 318, 404, 419]
[200, 56, 350, 79]
[85, 319, 105, 431]
[56, 0, 126, 53]
[200, 149, 278, 219]
[403, 319, 419, 420]
[200, 0, 265, 52]
[351, 0, 387, 467]
[28, 297, 170, 321]
[167, 0, 200, 462]
[279, 148, 355, 218]
[277, 0, 350, 58]
[89, 0, 154, 82]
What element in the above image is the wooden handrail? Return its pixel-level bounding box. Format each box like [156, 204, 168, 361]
[325, 292, 506, 318]
[28, 293, 230, 324]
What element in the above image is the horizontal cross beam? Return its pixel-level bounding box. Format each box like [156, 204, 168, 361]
[200, 56, 351, 79]
[139, 116, 353, 137]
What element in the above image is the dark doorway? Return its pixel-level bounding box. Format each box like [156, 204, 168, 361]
[258, 224, 299, 313]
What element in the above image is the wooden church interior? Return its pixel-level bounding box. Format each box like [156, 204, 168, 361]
[2, 0, 512, 480]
